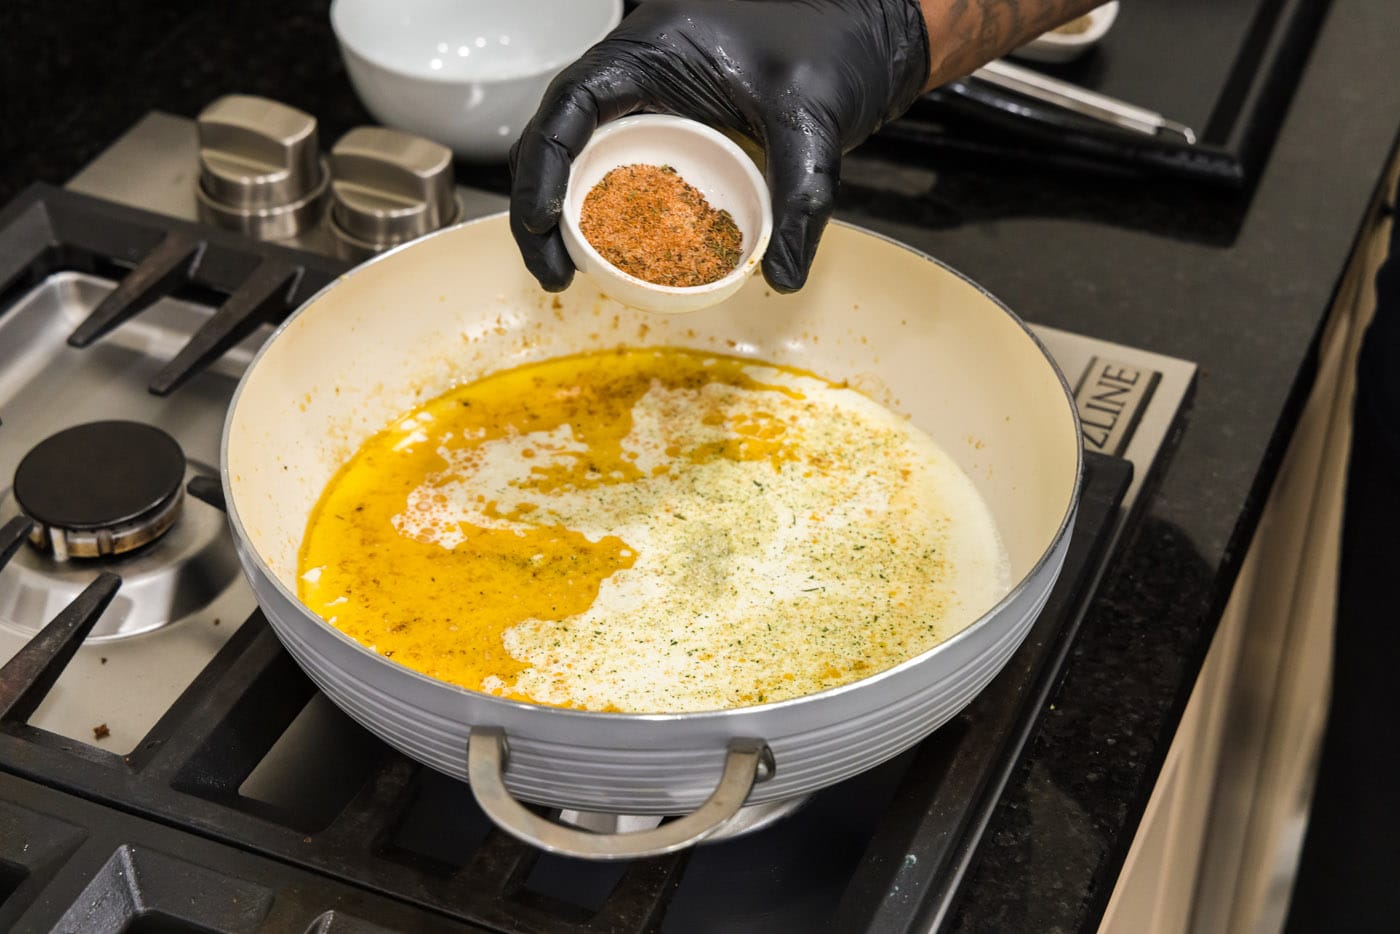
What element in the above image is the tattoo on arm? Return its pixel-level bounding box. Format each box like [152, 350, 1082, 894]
[920, 0, 1106, 88]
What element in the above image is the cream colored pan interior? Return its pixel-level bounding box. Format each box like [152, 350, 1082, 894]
[226, 215, 1079, 626]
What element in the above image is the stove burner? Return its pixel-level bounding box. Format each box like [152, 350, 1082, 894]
[14, 421, 186, 560]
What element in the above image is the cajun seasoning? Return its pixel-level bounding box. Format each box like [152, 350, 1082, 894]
[579, 164, 743, 288]
[1052, 14, 1094, 34]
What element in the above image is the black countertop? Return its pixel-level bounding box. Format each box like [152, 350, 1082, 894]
[3, 1, 1398, 930]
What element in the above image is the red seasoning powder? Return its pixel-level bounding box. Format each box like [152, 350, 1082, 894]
[579, 164, 743, 288]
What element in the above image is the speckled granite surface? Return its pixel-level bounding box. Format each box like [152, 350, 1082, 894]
[2, 1, 1398, 930]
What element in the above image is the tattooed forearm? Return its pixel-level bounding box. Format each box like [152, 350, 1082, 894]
[918, 0, 1105, 88]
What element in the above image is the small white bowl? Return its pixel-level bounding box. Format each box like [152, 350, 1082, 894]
[331, 0, 622, 162]
[1011, 2, 1119, 64]
[559, 115, 773, 315]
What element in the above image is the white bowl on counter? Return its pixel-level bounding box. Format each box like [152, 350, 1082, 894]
[331, 0, 623, 162]
[1011, 1, 1119, 64]
[559, 115, 773, 315]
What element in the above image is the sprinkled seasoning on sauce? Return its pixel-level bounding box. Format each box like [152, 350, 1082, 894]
[580, 164, 743, 287]
[298, 348, 1009, 713]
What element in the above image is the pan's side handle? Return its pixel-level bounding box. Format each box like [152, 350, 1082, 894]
[466, 726, 774, 861]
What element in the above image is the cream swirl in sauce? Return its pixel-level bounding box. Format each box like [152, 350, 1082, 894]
[299, 348, 1009, 713]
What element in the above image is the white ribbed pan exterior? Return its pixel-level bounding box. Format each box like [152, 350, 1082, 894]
[223, 215, 1082, 816]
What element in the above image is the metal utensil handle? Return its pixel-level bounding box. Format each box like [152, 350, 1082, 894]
[467, 727, 775, 861]
[974, 59, 1198, 144]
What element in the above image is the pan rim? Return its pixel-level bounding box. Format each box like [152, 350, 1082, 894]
[221, 213, 1085, 725]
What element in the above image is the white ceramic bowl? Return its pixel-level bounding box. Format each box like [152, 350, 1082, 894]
[1011, 1, 1119, 64]
[330, 0, 623, 162]
[559, 115, 773, 315]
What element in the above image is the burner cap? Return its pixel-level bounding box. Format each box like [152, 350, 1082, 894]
[14, 421, 186, 560]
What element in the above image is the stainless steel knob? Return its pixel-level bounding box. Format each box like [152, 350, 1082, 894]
[328, 127, 461, 258]
[195, 95, 330, 239]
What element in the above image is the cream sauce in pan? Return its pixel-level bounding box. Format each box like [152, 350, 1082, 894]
[298, 348, 1009, 713]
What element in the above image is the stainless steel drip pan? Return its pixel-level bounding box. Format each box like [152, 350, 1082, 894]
[0, 271, 258, 752]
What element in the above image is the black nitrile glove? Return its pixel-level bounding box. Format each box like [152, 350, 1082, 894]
[509, 0, 930, 293]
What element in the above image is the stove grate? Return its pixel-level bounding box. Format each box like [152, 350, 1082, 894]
[0, 184, 346, 398]
[0, 517, 121, 724]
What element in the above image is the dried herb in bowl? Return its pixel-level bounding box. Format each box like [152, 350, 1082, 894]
[579, 164, 743, 288]
[1052, 14, 1094, 35]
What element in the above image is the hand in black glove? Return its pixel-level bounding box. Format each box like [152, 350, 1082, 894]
[509, 0, 930, 294]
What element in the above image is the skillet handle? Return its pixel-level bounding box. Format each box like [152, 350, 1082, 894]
[466, 726, 774, 861]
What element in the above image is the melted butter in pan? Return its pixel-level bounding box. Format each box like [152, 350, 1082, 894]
[298, 348, 1008, 713]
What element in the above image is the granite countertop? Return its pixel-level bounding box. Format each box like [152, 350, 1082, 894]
[3, 1, 1399, 930]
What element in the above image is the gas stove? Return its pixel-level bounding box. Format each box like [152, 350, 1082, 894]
[0, 110, 1194, 933]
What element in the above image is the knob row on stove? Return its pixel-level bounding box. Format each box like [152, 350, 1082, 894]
[194, 95, 460, 258]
